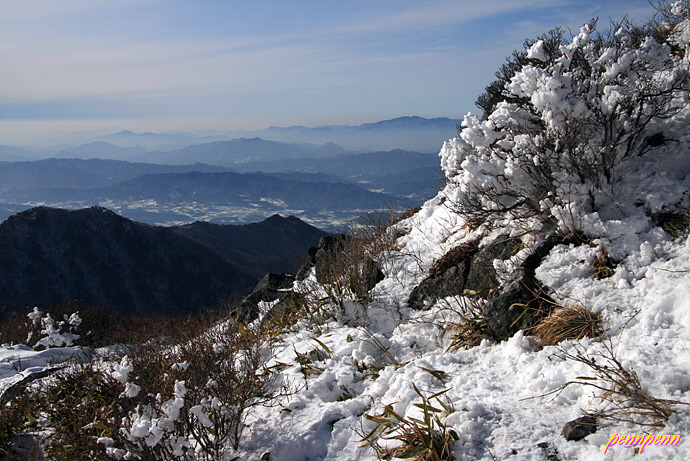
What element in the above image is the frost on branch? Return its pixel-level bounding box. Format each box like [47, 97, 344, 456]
[442, 11, 690, 233]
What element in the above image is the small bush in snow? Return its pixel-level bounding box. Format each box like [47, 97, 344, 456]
[1, 314, 286, 460]
[110, 318, 286, 460]
[361, 384, 458, 461]
[37, 365, 133, 461]
[0, 387, 41, 459]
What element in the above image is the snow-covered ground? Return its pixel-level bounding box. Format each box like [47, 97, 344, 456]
[229, 196, 690, 461]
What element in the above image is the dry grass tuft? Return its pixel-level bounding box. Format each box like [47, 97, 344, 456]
[446, 316, 491, 351]
[560, 230, 591, 246]
[540, 341, 687, 428]
[381, 427, 456, 461]
[653, 211, 689, 239]
[591, 246, 617, 279]
[533, 304, 602, 347]
[360, 384, 458, 461]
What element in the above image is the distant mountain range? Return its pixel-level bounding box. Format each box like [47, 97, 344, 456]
[2, 116, 460, 154]
[0, 117, 452, 226]
[0, 158, 234, 193]
[1, 170, 395, 215]
[143, 138, 348, 165]
[0, 207, 326, 316]
[232, 149, 441, 194]
[248, 116, 461, 152]
[0, 145, 36, 162]
[0, 151, 434, 226]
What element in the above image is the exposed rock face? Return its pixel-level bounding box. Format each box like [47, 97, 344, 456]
[235, 273, 295, 321]
[9, 434, 43, 461]
[408, 236, 522, 310]
[481, 235, 561, 339]
[409, 234, 559, 340]
[464, 237, 523, 294]
[480, 275, 541, 340]
[408, 260, 470, 310]
[314, 235, 346, 283]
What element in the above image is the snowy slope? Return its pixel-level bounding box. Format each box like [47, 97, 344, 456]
[230, 198, 690, 461]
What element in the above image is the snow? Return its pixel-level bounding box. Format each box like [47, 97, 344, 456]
[0, 344, 88, 400]
[224, 206, 690, 460]
[527, 40, 547, 62]
[1, 9, 689, 461]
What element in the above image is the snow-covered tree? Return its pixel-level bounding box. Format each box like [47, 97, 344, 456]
[441, 1, 690, 233]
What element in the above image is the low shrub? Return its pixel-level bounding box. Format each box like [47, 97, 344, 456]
[39, 365, 134, 461]
[0, 389, 41, 459]
[0, 312, 287, 460]
[442, 6, 690, 234]
[545, 341, 686, 428]
[360, 384, 458, 461]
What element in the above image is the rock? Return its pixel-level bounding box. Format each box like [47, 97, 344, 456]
[357, 257, 386, 295]
[480, 273, 538, 340]
[304, 235, 384, 296]
[536, 441, 561, 461]
[296, 235, 345, 282]
[296, 246, 318, 280]
[562, 415, 598, 441]
[9, 434, 43, 461]
[464, 236, 522, 295]
[409, 234, 559, 342]
[407, 236, 523, 311]
[235, 273, 295, 321]
[478, 235, 560, 340]
[408, 260, 469, 310]
[314, 235, 346, 284]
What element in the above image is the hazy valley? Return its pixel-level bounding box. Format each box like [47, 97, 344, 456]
[0, 117, 448, 227]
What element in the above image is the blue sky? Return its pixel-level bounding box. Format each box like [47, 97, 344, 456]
[0, 0, 656, 143]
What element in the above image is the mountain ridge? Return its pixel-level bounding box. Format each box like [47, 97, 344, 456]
[0, 207, 327, 316]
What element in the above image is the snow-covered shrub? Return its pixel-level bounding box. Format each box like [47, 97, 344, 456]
[1, 314, 285, 460]
[35, 365, 134, 461]
[0, 384, 41, 459]
[442, 3, 690, 233]
[110, 318, 285, 460]
[27, 306, 81, 349]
